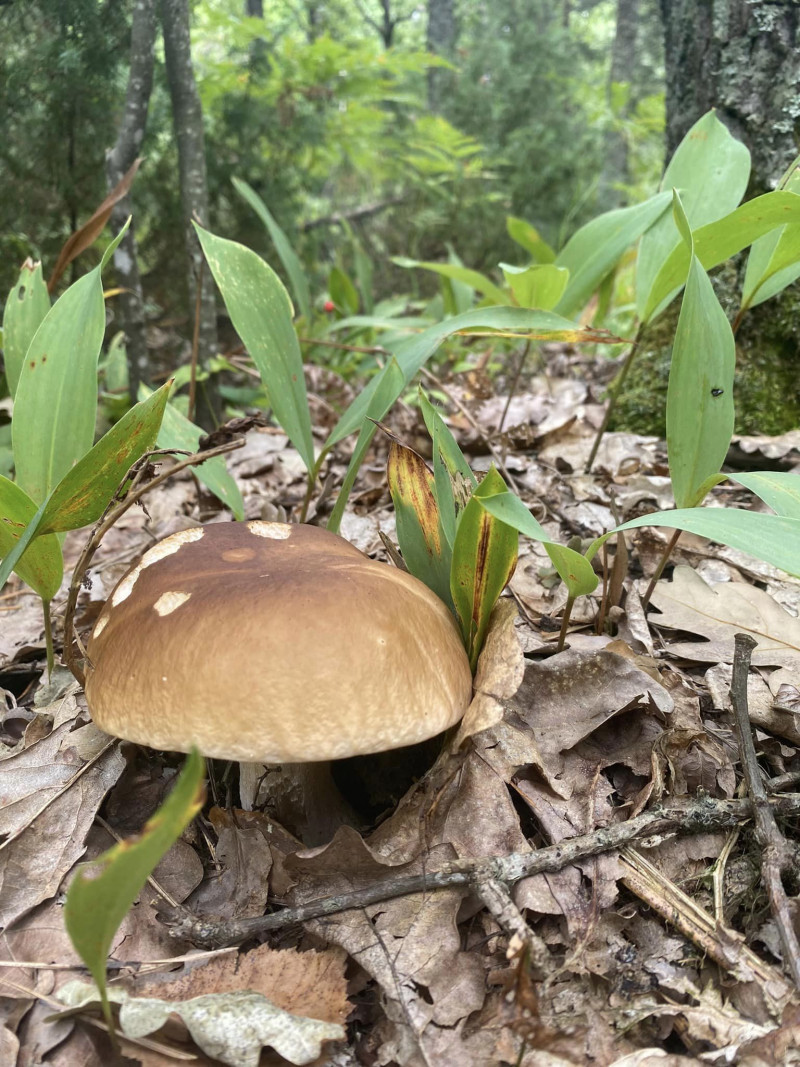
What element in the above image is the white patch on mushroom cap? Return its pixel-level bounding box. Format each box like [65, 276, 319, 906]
[153, 591, 192, 616]
[247, 521, 291, 539]
[111, 528, 204, 606]
[93, 614, 109, 637]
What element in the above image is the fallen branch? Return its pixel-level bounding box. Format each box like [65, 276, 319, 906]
[301, 196, 405, 232]
[730, 631, 800, 988]
[157, 792, 800, 949]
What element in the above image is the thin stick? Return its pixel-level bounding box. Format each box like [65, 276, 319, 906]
[42, 599, 54, 679]
[556, 594, 575, 653]
[63, 440, 244, 685]
[641, 528, 682, 610]
[585, 323, 644, 473]
[730, 632, 800, 987]
[156, 792, 800, 949]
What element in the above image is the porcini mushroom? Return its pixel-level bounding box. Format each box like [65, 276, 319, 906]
[84, 521, 473, 843]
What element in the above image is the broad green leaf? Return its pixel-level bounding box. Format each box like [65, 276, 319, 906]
[419, 389, 476, 547]
[506, 216, 556, 262]
[232, 177, 312, 321]
[636, 111, 750, 321]
[2, 259, 50, 397]
[39, 382, 171, 534]
[0, 483, 61, 598]
[325, 306, 605, 449]
[742, 159, 800, 311]
[418, 390, 477, 492]
[451, 468, 519, 670]
[501, 263, 569, 309]
[730, 471, 800, 519]
[12, 226, 127, 504]
[478, 491, 598, 597]
[392, 256, 509, 305]
[387, 438, 452, 609]
[643, 190, 800, 321]
[195, 225, 315, 475]
[327, 357, 405, 534]
[140, 388, 245, 520]
[64, 749, 205, 1026]
[554, 191, 672, 319]
[666, 197, 735, 509]
[329, 266, 360, 315]
[588, 508, 800, 579]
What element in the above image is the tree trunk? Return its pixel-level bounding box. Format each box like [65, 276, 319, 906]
[661, 0, 800, 193]
[426, 0, 457, 114]
[107, 0, 157, 402]
[600, 0, 639, 206]
[161, 0, 219, 424]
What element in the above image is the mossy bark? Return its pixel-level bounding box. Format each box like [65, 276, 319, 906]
[611, 263, 800, 438]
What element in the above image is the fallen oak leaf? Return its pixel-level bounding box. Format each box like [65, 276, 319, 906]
[53, 980, 345, 1067]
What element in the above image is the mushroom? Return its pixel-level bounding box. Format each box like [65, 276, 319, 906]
[84, 521, 473, 843]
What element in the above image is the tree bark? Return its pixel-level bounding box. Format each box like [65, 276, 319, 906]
[661, 0, 800, 192]
[106, 0, 157, 401]
[161, 0, 219, 422]
[426, 0, 457, 114]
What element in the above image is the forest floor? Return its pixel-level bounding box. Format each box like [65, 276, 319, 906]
[3, 341, 800, 1067]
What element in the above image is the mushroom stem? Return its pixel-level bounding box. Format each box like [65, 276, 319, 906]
[242, 760, 361, 847]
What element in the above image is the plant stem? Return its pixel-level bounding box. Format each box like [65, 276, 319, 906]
[42, 599, 54, 679]
[557, 594, 575, 652]
[187, 258, 204, 424]
[586, 322, 644, 473]
[641, 528, 681, 610]
[298, 452, 327, 524]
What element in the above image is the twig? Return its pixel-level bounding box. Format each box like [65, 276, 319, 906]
[585, 323, 644, 473]
[619, 847, 793, 1013]
[63, 440, 244, 685]
[472, 871, 550, 972]
[641, 528, 682, 610]
[300, 196, 405, 232]
[187, 258, 204, 424]
[730, 632, 800, 987]
[156, 792, 800, 949]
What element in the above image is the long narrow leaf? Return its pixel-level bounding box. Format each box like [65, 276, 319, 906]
[637, 111, 750, 320]
[666, 193, 735, 509]
[2, 259, 50, 397]
[39, 382, 171, 534]
[742, 158, 800, 311]
[0, 478, 62, 598]
[12, 226, 128, 504]
[195, 225, 315, 475]
[450, 468, 519, 670]
[232, 177, 312, 321]
[730, 471, 800, 519]
[393, 256, 509, 305]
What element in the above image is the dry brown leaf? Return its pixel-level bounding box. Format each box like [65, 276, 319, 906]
[184, 807, 273, 921]
[455, 599, 524, 744]
[649, 566, 800, 667]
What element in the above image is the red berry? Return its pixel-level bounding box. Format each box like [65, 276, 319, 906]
[323, 300, 335, 313]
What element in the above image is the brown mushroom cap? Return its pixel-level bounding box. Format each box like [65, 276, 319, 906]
[85, 521, 472, 762]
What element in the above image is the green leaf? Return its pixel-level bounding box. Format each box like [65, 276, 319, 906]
[730, 471, 800, 519]
[643, 190, 800, 321]
[325, 306, 603, 449]
[554, 191, 672, 319]
[2, 259, 50, 397]
[478, 491, 598, 597]
[232, 177, 312, 321]
[636, 110, 750, 321]
[392, 256, 509, 305]
[195, 225, 315, 476]
[666, 252, 735, 509]
[387, 437, 453, 609]
[0, 484, 62, 599]
[64, 750, 205, 1027]
[450, 468, 519, 670]
[506, 216, 556, 262]
[589, 508, 800, 579]
[327, 357, 406, 534]
[140, 388, 245, 520]
[12, 226, 128, 504]
[38, 382, 171, 534]
[329, 265, 360, 315]
[419, 388, 476, 548]
[500, 263, 569, 309]
[742, 158, 800, 311]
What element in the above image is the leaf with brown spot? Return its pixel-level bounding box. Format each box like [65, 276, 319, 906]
[47, 158, 141, 293]
[451, 467, 518, 670]
[386, 435, 452, 609]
